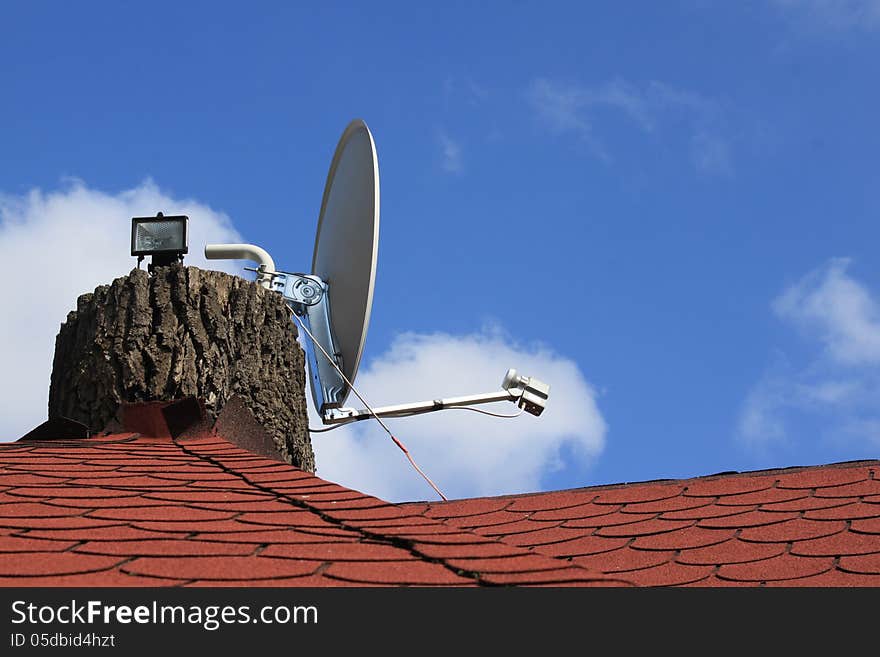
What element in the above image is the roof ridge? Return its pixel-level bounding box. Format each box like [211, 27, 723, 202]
[179, 434, 633, 586]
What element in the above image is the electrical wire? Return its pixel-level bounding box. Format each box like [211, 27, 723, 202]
[307, 421, 359, 433]
[442, 405, 525, 419]
[291, 311, 448, 501]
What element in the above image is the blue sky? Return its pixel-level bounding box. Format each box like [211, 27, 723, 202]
[1, 2, 879, 501]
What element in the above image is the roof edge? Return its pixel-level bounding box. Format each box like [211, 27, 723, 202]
[411, 458, 880, 505]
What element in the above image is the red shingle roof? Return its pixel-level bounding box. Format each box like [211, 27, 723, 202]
[1, 417, 878, 586]
[0, 430, 626, 587]
[412, 461, 880, 586]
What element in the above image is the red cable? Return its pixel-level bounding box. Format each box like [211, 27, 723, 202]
[390, 435, 448, 502]
[292, 311, 447, 501]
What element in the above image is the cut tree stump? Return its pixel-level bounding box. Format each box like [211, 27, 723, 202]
[48, 264, 314, 472]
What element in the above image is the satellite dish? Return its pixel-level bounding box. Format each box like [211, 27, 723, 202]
[312, 119, 379, 405]
[206, 119, 549, 426]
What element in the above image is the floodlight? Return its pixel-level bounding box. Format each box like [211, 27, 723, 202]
[131, 213, 189, 271]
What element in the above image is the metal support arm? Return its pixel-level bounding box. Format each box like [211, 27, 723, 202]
[323, 390, 519, 424]
[322, 369, 550, 424]
[204, 244, 276, 288]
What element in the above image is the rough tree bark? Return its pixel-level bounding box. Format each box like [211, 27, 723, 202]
[48, 264, 314, 472]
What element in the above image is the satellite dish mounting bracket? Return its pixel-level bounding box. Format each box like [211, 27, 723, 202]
[272, 271, 348, 412]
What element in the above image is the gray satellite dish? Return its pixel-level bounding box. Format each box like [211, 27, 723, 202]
[206, 119, 550, 426]
[311, 119, 379, 405]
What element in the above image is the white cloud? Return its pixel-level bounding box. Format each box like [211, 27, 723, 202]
[309, 327, 606, 502]
[0, 179, 242, 441]
[738, 259, 880, 449]
[773, 258, 880, 365]
[528, 78, 730, 174]
[528, 78, 604, 155]
[438, 133, 463, 173]
[738, 372, 790, 448]
[774, 0, 880, 32]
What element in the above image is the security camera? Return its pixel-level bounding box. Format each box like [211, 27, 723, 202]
[502, 369, 550, 416]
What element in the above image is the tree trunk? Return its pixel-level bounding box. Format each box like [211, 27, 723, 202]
[48, 264, 314, 472]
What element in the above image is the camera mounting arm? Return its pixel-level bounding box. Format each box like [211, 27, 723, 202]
[322, 369, 550, 424]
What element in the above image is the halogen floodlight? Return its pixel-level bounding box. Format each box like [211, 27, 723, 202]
[131, 212, 189, 271]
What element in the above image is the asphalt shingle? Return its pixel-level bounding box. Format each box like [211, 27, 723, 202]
[2, 411, 878, 587]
